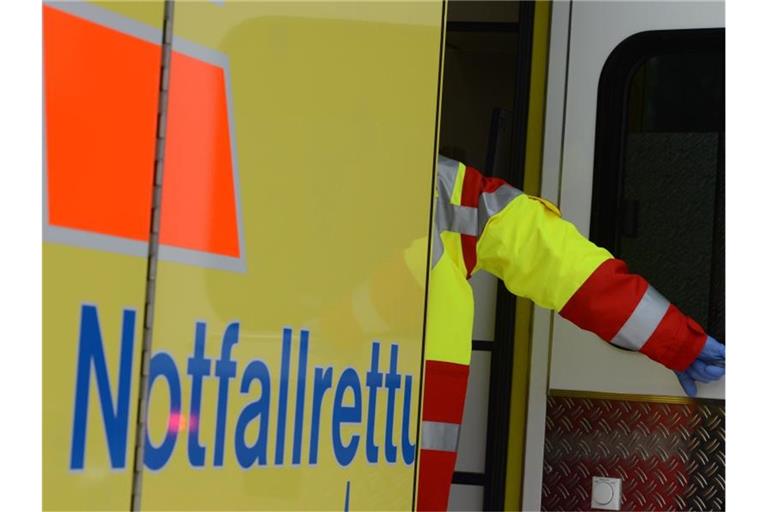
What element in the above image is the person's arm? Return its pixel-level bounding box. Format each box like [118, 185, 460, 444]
[459, 164, 723, 393]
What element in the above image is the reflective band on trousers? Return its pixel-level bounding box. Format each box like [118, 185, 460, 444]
[421, 421, 460, 452]
[611, 285, 670, 350]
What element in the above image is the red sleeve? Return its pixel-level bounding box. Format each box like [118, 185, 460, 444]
[559, 258, 707, 371]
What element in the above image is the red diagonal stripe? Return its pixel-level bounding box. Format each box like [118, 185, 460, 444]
[417, 449, 457, 511]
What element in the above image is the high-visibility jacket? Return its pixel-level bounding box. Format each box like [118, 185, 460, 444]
[414, 156, 708, 510]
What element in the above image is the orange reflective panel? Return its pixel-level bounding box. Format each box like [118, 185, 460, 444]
[44, 4, 160, 241]
[161, 50, 240, 258]
[45, 4, 240, 259]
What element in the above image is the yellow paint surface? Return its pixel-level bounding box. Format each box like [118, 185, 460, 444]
[44, 1, 444, 509]
[43, 244, 148, 510]
[43, 2, 162, 509]
[140, 1, 444, 510]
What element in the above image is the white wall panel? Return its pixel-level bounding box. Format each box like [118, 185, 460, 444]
[549, 0, 724, 397]
[469, 270, 497, 341]
[448, 484, 484, 511]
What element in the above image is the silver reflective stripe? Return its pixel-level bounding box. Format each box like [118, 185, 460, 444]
[450, 205, 478, 235]
[437, 155, 460, 200]
[421, 420, 460, 452]
[611, 286, 670, 351]
[431, 222, 443, 268]
[436, 203, 478, 236]
[432, 156, 460, 268]
[433, 156, 520, 268]
[477, 184, 522, 234]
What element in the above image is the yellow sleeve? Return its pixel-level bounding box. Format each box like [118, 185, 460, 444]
[476, 194, 612, 312]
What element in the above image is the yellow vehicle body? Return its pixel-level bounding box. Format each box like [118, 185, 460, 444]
[43, 1, 445, 509]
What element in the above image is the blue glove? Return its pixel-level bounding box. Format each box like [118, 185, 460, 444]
[675, 336, 725, 397]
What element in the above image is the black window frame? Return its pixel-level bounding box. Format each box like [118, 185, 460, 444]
[590, 28, 725, 340]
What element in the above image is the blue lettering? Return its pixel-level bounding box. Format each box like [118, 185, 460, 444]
[364, 342, 383, 463]
[384, 344, 401, 463]
[70, 305, 135, 470]
[291, 329, 309, 464]
[69, 307, 418, 473]
[275, 327, 292, 465]
[144, 352, 182, 471]
[235, 360, 271, 468]
[332, 368, 362, 467]
[213, 322, 239, 467]
[401, 375, 416, 465]
[186, 322, 211, 467]
[309, 367, 333, 464]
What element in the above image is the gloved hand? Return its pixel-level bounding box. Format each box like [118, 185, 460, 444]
[675, 336, 725, 397]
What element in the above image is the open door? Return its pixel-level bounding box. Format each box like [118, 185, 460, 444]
[43, 1, 447, 510]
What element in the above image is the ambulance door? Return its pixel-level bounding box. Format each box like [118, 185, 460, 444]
[524, 1, 725, 509]
[43, 2, 165, 510]
[137, 1, 445, 510]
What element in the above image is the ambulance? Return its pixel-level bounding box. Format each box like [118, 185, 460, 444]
[43, 1, 725, 510]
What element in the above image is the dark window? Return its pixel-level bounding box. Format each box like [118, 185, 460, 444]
[591, 29, 725, 342]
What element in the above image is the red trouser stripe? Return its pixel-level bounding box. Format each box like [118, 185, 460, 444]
[422, 360, 470, 423]
[418, 361, 469, 511]
[417, 449, 458, 511]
